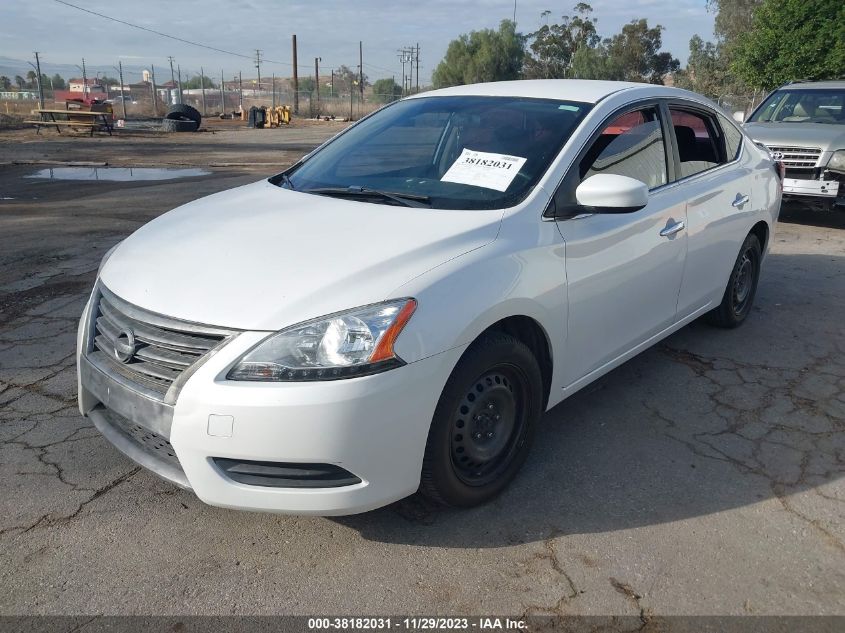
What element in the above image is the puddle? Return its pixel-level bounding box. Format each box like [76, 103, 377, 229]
[26, 167, 212, 182]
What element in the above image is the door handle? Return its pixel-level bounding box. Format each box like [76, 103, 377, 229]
[659, 220, 686, 237]
[732, 194, 750, 208]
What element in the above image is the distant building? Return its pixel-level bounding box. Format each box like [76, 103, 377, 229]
[67, 78, 106, 95]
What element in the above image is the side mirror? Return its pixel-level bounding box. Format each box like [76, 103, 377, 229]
[575, 174, 649, 214]
[732, 111, 746, 123]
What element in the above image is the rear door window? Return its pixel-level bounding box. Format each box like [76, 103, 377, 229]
[669, 108, 726, 179]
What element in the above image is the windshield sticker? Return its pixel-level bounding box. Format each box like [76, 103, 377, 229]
[441, 149, 528, 192]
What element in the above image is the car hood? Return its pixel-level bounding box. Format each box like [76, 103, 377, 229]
[744, 122, 845, 151]
[100, 180, 503, 331]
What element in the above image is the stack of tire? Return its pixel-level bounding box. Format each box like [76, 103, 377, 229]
[162, 104, 201, 132]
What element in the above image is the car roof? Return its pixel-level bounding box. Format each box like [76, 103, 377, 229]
[407, 79, 694, 104]
[781, 80, 845, 89]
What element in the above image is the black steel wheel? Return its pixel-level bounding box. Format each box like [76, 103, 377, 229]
[707, 233, 762, 328]
[421, 332, 543, 507]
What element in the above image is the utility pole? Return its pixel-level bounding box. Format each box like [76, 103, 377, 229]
[292, 34, 299, 115]
[272, 73, 276, 108]
[33, 52, 44, 109]
[200, 66, 207, 115]
[397, 50, 407, 97]
[330, 69, 334, 98]
[315, 57, 321, 112]
[81, 57, 88, 99]
[254, 49, 262, 97]
[238, 71, 243, 111]
[117, 60, 126, 120]
[220, 69, 225, 114]
[359, 41, 364, 103]
[167, 56, 176, 105]
[150, 64, 159, 115]
[177, 64, 183, 104]
[415, 43, 420, 93]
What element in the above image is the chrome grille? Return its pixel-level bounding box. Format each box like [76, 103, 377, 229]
[765, 146, 822, 168]
[87, 287, 234, 399]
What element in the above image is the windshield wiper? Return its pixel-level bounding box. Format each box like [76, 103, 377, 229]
[303, 186, 431, 208]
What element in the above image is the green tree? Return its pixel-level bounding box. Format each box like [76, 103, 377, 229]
[332, 65, 367, 95]
[51, 74, 66, 90]
[432, 20, 525, 88]
[0, 76, 10, 90]
[26, 70, 37, 89]
[570, 44, 624, 80]
[677, 0, 762, 98]
[14, 75, 25, 90]
[524, 3, 600, 79]
[732, 0, 845, 89]
[709, 0, 763, 58]
[372, 78, 402, 102]
[604, 19, 680, 84]
[99, 75, 119, 86]
[673, 35, 726, 98]
[183, 75, 216, 89]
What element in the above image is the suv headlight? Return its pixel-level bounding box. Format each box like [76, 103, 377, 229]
[828, 150, 845, 173]
[227, 299, 417, 381]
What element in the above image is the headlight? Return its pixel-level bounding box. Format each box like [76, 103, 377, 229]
[828, 150, 845, 173]
[227, 299, 417, 381]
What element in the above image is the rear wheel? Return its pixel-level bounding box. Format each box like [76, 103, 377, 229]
[420, 333, 543, 507]
[706, 233, 762, 328]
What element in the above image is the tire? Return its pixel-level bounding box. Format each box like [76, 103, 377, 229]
[706, 233, 762, 328]
[161, 118, 199, 133]
[420, 332, 543, 507]
[166, 103, 202, 127]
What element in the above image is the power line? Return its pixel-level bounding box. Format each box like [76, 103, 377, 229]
[52, 0, 379, 75]
[53, 0, 255, 60]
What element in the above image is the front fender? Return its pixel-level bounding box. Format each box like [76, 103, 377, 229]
[391, 229, 568, 398]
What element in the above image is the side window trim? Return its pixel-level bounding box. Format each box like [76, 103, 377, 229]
[545, 99, 674, 218]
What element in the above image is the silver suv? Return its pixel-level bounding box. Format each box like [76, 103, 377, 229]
[738, 80, 845, 211]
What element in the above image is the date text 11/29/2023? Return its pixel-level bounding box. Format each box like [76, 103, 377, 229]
[307, 617, 528, 630]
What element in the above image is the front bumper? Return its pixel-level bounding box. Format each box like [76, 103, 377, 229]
[77, 294, 464, 515]
[781, 175, 845, 209]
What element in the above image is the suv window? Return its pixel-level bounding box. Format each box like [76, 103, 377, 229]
[670, 108, 725, 178]
[579, 107, 668, 189]
[749, 88, 845, 124]
[718, 114, 743, 161]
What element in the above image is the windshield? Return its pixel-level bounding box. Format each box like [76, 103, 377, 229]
[277, 96, 591, 210]
[749, 88, 845, 124]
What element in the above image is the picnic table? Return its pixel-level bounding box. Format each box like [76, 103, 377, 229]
[25, 109, 114, 136]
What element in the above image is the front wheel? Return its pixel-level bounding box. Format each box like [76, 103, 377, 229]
[706, 233, 762, 328]
[420, 333, 543, 507]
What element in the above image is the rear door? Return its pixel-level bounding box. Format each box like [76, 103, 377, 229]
[551, 102, 690, 388]
[665, 103, 756, 316]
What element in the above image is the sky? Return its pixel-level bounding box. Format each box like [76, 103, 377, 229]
[3, 0, 715, 85]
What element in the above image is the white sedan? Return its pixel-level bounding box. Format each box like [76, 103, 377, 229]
[77, 80, 781, 515]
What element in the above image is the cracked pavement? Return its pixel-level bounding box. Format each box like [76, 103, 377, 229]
[0, 129, 843, 618]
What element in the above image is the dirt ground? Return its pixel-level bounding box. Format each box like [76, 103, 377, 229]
[0, 125, 843, 622]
